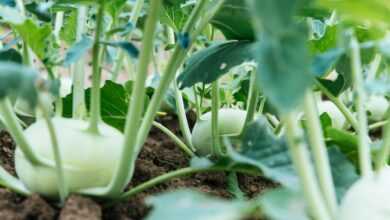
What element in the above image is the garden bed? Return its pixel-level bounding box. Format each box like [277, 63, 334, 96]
[0, 115, 274, 220]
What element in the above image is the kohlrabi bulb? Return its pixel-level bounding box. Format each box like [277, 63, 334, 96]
[366, 95, 389, 122]
[317, 100, 346, 129]
[339, 167, 390, 220]
[191, 108, 247, 156]
[15, 118, 123, 198]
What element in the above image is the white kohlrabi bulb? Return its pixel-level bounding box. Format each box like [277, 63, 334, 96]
[317, 100, 346, 129]
[15, 117, 123, 198]
[366, 95, 389, 122]
[339, 167, 390, 220]
[191, 108, 247, 156]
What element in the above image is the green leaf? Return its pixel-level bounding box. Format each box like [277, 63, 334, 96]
[327, 146, 359, 200]
[0, 62, 38, 106]
[63, 35, 93, 66]
[260, 188, 308, 220]
[160, 0, 189, 31]
[146, 190, 254, 220]
[210, 0, 255, 40]
[63, 80, 129, 131]
[13, 19, 53, 60]
[60, 9, 77, 45]
[311, 48, 344, 77]
[249, 0, 313, 112]
[255, 28, 312, 112]
[325, 127, 358, 165]
[227, 117, 299, 188]
[317, 74, 345, 96]
[319, 0, 390, 27]
[177, 41, 255, 88]
[0, 48, 22, 64]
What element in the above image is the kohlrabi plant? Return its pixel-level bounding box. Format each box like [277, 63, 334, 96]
[1, 0, 390, 219]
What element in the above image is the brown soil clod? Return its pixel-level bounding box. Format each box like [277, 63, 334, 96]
[59, 195, 102, 220]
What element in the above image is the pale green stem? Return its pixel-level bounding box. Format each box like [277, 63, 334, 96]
[173, 80, 194, 150]
[211, 80, 223, 156]
[284, 112, 332, 220]
[0, 166, 31, 196]
[0, 99, 44, 165]
[88, 2, 106, 134]
[38, 98, 68, 204]
[193, 86, 201, 120]
[53, 12, 64, 43]
[367, 54, 382, 81]
[108, 0, 162, 196]
[15, 0, 32, 66]
[258, 96, 266, 114]
[152, 121, 194, 157]
[242, 69, 259, 134]
[350, 37, 373, 177]
[369, 120, 388, 131]
[166, 26, 194, 150]
[316, 80, 359, 131]
[111, 0, 145, 81]
[375, 113, 390, 170]
[72, 6, 88, 119]
[303, 91, 338, 217]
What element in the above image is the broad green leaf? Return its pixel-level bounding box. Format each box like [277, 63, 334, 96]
[227, 117, 299, 188]
[146, 190, 254, 220]
[210, 0, 255, 40]
[317, 74, 345, 96]
[160, 0, 188, 31]
[60, 9, 77, 45]
[311, 48, 344, 77]
[106, 0, 126, 19]
[325, 127, 358, 165]
[0, 62, 38, 106]
[249, 0, 313, 112]
[260, 188, 308, 220]
[0, 48, 22, 64]
[254, 29, 312, 112]
[177, 41, 255, 88]
[63, 80, 129, 131]
[13, 19, 53, 60]
[327, 146, 359, 200]
[319, 0, 390, 27]
[63, 35, 93, 66]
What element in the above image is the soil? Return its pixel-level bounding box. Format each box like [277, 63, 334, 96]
[0, 115, 275, 220]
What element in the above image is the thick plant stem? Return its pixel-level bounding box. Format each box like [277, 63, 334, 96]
[152, 121, 194, 157]
[375, 114, 390, 170]
[173, 80, 194, 150]
[88, 2, 106, 134]
[109, 0, 162, 196]
[211, 80, 223, 156]
[72, 6, 88, 119]
[38, 99, 68, 204]
[316, 80, 358, 131]
[350, 37, 373, 177]
[111, 0, 145, 81]
[0, 99, 44, 166]
[166, 27, 193, 149]
[303, 91, 338, 217]
[242, 69, 259, 134]
[284, 113, 331, 220]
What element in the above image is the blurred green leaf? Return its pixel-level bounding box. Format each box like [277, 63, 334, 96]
[210, 0, 255, 40]
[63, 35, 93, 66]
[260, 188, 308, 220]
[177, 41, 255, 88]
[100, 41, 139, 58]
[0, 48, 22, 64]
[146, 190, 254, 220]
[25, 2, 52, 22]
